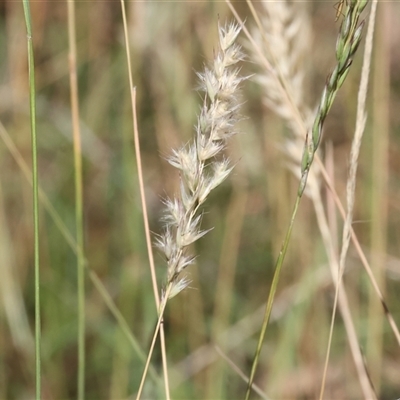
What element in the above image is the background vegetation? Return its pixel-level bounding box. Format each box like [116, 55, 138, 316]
[0, 1, 399, 399]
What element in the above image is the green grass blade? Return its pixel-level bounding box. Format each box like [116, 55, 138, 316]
[22, 1, 40, 398]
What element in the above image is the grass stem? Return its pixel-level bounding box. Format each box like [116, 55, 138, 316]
[320, 1, 378, 397]
[135, 284, 172, 400]
[22, 1, 40, 398]
[67, 1, 86, 398]
[367, 0, 390, 391]
[120, 1, 170, 397]
[244, 0, 369, 396]
[245, 196, 300, 400]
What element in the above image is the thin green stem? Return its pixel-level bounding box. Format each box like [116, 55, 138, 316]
[245, 1, 369, 397]
[245, 196, 300, 400]
[22, 1, 40, 398]
[67, 1, 85, 398]
[228, 1, 399, 355]
[320, 1, 378, 397]
[0, 121, 162, 387]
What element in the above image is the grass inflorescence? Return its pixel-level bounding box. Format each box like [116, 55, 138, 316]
[4, 1, 400, 399]
[157, 21, 247, 301]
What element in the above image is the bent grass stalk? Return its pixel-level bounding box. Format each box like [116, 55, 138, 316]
[136, 21, 246, 399]
[22, 1, 41, 398]
[245, 0, 369, 398]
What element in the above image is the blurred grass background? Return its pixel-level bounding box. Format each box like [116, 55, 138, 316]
[1, 1, 400, 399]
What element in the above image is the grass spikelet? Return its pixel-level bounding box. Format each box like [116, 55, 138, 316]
[299, 0, 368, 196]
[248, 0, 312, 135]
[158, 21, 246, 301]
[247, 0, 320, 194]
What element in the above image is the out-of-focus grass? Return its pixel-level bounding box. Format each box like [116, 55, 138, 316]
[0, 2, 400, 399]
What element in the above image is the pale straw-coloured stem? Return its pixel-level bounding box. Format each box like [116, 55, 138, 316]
[136, 283, 173, 400]
[120, 1, 170, 397]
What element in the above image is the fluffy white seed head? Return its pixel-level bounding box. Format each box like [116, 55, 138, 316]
[158, 22, 246, 300]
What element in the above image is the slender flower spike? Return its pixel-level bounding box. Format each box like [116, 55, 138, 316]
[158, 22, 246, 300]
[297, 0, 367, 197]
